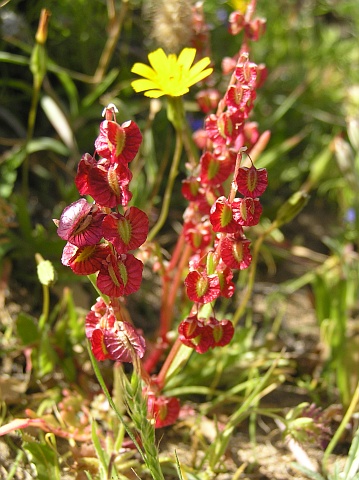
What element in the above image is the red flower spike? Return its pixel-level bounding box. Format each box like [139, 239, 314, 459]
[103, 321, 146, 362]
[207, 318, 234, 347]
[75, 157, 133, 208]
[200, 184, 226, 215]
[61, 242, 110, 275]
[210, 196, 242, 233]
[183, 220, 212, 252]
[181, 177, 202, 202]
[86, 311, 99, 339]
[235, 121, 260, 151]
[94, 120, 142, 164]
[232, 197, 263, 227]
[235, 164, 268, 198]
[222, 56, 237, 75]
[245, 17, 266, 42]
[255, 64, 268, 89]
[235, 57, 258, 89]
[102, 207, 149, 253]
[196, 88, 221, 114]
[91, 328, 112, 361]
[200, 152, 233, 186]
[185, 270, 221, 304]
[228, 11, 245, 35]
[192, 128, 209, 150]
[147, 395, 180, 428]
[220, 236, 252, 270]
[178, 316, 213, 354]
[85, 305, 115, 339]
[217, 267, 235, 298]
[57, 199, 104, 247]
[225, 85, 253, 114]
[205, 112, 243, 148]
[91, 297, 108, 316]
[178, 314, 204, 339]
[75, 153, 96, 196]
[97, 253, 143, 297]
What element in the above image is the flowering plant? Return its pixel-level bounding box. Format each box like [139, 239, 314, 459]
[50, 0, 271, 449]
[1, 0, 359, 478]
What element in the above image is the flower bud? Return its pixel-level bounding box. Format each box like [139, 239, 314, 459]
[35, 9, 51, 45]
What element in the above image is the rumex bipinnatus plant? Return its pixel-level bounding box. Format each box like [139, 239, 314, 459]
[55, 0, 269, 474]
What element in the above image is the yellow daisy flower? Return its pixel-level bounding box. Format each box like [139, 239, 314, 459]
[229, 0, 250, 13]
[131, 47, 213, 98]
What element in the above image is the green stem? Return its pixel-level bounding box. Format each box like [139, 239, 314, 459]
[322, 381, 359, 473]
[232, 220, 278, 327]
[93, 0, 128, 83]
[156, 337, 183, 390]
[147, 128, 183, 242]
[38, 283, 49, 331]
[87, 343, 145, 460]
[23, 85, 41, 199]
[208, 354, 281, 469]
[87, 273, 110, 304]
[5, 449, 24, 480]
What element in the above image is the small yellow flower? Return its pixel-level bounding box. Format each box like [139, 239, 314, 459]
[131, 48, 213, 98]
[229, 0, 250, 13]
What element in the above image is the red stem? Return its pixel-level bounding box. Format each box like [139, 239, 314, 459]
[168, 228, 186, 271]
[144, 232, 192, 374]
[155, 337, 183, 391]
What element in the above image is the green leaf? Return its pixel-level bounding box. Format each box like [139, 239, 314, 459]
[23, 441, 60, 480]
[27, 137, 69, 156]
[290, 463, 325, 480]
[307, 146, 333, 188]
[41, 95, 75, 151]
[81, 69, 119, 108]
[164, 343, 193, 385]
[91, 419, 108, 479]
[0, 147, 26, 198]
[16, 313, 40, 345]
[275, 191, 310, 227]
[38, 332, 58, 377]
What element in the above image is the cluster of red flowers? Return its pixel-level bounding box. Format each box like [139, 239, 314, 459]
[179, 53, 268, 354]
[228, 9, 266, 40]
[55, 104, 148, 363]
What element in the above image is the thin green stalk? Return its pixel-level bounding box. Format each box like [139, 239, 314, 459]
[23, 9, 50, 199]
[87, 273, 110, 304]
[87, 344, 165, 480]
[6, 449, 24, 480]
[208, 354, 282, 469]
[322, 381, 359, 473]
[232, 220, 278, 326]
[93, 0, 128, 83]
[23, 87, 41, 198]
[38, 283, 50, 331]
[147, 129, 183, 242]
[86, 343, 145, 460]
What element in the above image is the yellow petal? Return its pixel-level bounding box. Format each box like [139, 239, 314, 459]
[131, 47, 213, 98]
[143, 90, 166, 98]
[148, 48, 170, 75]
[131, 79, 159, 93]
[188, 68, 213, 87]
[177, 48, 196, 70]
[188, 57, 212, 79]
[131, 63, 157, 80]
